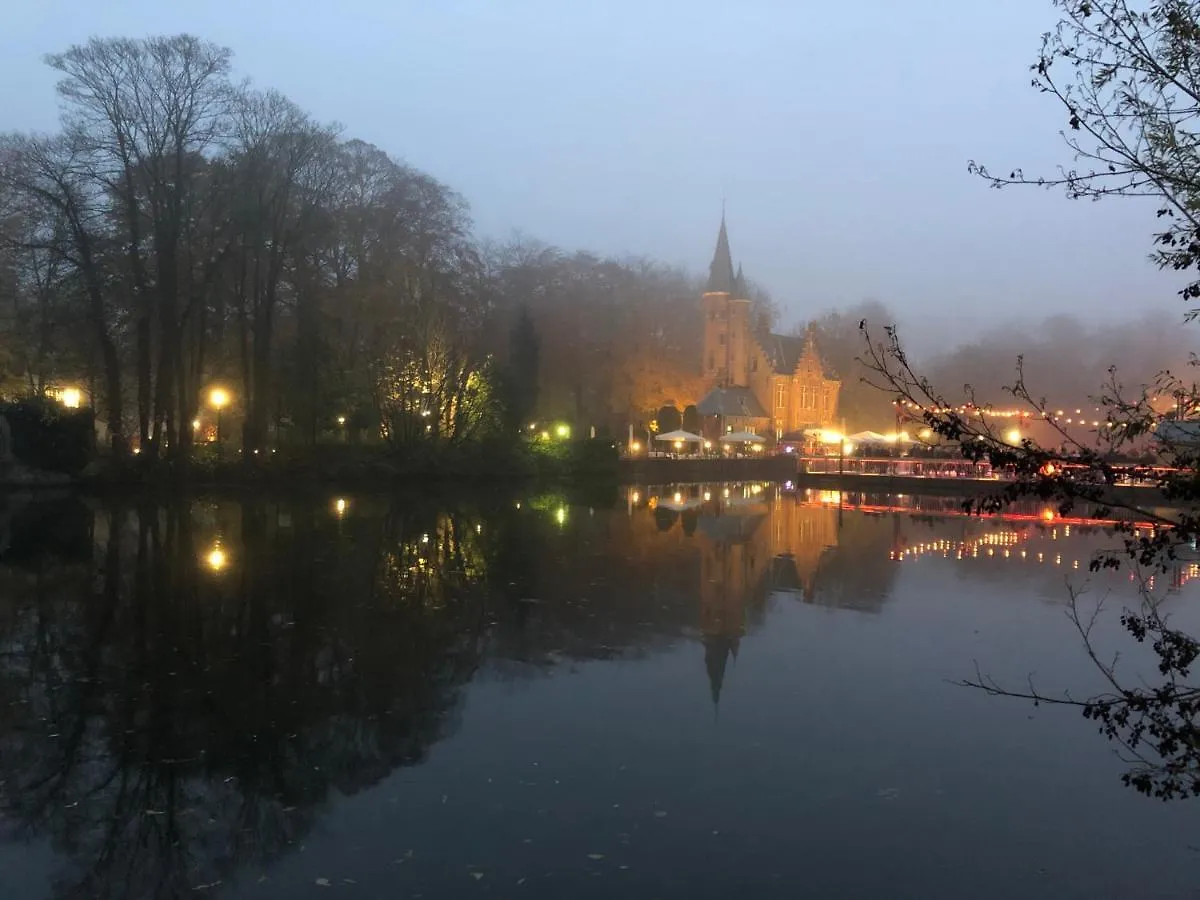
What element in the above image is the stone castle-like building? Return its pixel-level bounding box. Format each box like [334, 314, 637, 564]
[695, 217, 840, 438]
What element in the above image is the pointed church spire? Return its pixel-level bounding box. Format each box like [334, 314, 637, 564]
[706, 214, 735, 294]
[734, 263, 747, 299]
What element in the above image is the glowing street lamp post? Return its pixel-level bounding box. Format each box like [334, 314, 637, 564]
[209, 388, 230, 458]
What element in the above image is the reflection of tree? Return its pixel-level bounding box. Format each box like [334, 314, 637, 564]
[0, 490, 923, 895]
[0, 498, 489, 899]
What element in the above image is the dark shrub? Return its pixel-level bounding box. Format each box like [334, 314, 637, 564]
[1, 397, 96, 474]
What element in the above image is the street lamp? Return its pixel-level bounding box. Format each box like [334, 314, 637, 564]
[60, 387, 82, 409]
[205, 544, 227, 572]
[209, 388, 230, 453]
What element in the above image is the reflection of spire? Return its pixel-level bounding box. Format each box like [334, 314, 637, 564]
[704, 633, 740, 711]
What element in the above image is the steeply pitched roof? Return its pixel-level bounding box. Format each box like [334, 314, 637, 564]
[696, 385, 768, 418]
[760, 333, 805, 374]
[758, 326, 833, 377]
[733, 263, 748, 299]
[706, 214, 735, 294]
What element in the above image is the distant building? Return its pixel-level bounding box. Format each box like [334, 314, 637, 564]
[696, 216, 840, 438]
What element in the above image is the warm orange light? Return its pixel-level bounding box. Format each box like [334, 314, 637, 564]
[209, 387, 230, 410]
[60, 387, 82, 409]
[1041, 509, 1056, 522]
[205, 546, 227, 572]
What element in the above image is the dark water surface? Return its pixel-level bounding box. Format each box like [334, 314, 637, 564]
[1, 484, 1198, 899]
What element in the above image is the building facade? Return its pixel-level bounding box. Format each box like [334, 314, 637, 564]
[696, 217, 840, 438]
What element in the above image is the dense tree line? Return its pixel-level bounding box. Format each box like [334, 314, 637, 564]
[0, 34, 739, 465]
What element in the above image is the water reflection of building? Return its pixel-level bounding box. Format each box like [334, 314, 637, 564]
[631, 484, 903, 707]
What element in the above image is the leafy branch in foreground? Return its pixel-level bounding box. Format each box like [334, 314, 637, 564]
[860, 320, 1200, 799]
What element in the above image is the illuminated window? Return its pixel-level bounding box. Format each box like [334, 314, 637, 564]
[775, 382, 787, 409]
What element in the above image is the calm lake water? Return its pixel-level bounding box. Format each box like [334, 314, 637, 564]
[1, 484, 1198, 899]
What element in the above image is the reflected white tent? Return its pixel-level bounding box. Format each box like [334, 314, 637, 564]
[719, 431, 766, 443]
[654, 429, 704, 443]
[657, 495, 704, 511]
[847, 430, 889, 444]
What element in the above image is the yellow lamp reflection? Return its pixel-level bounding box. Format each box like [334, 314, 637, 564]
[333, 497, 348, 517]
[205, 545, 228, 572]
[555, 506, 567, 526]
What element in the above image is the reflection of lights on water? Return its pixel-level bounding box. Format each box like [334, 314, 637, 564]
[703, 491, 711, 502]
[555, 507, 567, 526]
[722, 488, 730, 498]
[673, 492, 682, 503]
[631, 491, 640, 504]
[333, 497, 348, 517]
[206, 546, 227, 572]
[476, 523, 482, 534]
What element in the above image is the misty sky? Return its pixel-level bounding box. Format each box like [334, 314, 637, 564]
[0, 0, 1187, 355]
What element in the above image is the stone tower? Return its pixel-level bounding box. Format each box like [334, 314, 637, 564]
[701, 215, 752, 386]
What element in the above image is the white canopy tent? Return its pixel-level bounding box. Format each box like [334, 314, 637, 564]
[847, 430, 889, 444]
[720, 431, 766, 444]
[654, 429, 704, 443]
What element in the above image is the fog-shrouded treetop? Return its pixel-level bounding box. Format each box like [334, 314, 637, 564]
[0, 0, 1183, 353]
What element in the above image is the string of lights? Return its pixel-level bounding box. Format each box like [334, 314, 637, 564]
[895, 397, 1185, 429]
